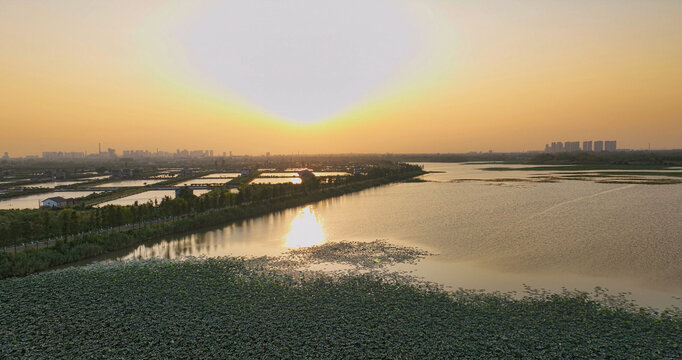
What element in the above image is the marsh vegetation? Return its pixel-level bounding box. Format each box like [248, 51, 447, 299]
[1, 254, 679, 358]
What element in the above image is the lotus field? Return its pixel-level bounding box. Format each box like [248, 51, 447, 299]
[1, 254, 680, 358]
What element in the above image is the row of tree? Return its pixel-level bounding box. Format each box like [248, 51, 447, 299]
[0, 163, 423, 248]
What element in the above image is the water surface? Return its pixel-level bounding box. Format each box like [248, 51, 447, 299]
[24, 180, 86, 188]
[0, 191, 101, 209]
[251, 178, 302, 184]
[95, 179, 163, 187]
[91, 163, 682, 307]
[174, 178, 233, 186]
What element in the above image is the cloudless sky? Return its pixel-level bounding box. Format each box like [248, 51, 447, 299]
[1, 0, 681, 155]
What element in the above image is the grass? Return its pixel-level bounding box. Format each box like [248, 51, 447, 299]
[1, 257, 680, 359]
[475, 166, 682, 185]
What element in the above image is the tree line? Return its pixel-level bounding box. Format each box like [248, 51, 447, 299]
[0, 163, 423, 248]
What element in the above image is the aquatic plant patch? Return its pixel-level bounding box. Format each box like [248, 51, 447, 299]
[285, 239, 431, 269]
[1, 258, 680, 358]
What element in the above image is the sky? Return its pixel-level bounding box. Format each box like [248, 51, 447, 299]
[1, 0, 681, 156]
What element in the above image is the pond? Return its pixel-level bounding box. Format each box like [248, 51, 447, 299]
[0, 191, 102, 209]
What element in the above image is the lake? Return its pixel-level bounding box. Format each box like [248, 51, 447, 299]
[90, 163, 682, 308]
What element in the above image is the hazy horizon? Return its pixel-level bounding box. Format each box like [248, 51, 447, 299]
[2, 0, 681, 156]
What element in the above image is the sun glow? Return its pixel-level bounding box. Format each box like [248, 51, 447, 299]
[284, 206, 326, 248]
[1, 1, 681, 154]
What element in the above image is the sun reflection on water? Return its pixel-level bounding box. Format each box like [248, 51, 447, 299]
[284, 205, 326, 248]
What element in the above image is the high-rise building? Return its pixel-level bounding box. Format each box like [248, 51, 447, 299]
[548, 141, 564, 152]
[42, 151, 85, 159]
[582, 141, 593, 151]
[565, 141, 580, 152]
[604, 140, 617, 152]
[594, 141, 604, 152]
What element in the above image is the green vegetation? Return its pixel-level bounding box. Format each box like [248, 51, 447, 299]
[227, 170, 261, 186]
[0, 165, 424, 278]
[478, 166, 682, 185]
[389, 149, 682, 166]
[482, 165, 680, 172]
[0, 164, 421, 250]
[1, 258, 679, 358]
[75, 172, 213, 207]
[283, 239, 431, 269]
[0, 187, 51, 200]
[527, 150, 682, 166]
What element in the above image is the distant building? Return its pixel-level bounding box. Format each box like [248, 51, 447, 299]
[2, 152, 8, 159]
[42, 152, 63, 159]
[42, 169, 67, 179]
[41, 196, 74, 208]
[122, 150, 151, 158]
[564, 141, 580, 152]
[544, 139, 617, 153]
[240, 169, 251, 176]
[96, 148, 117, 158]
[547, 142, 564, 152]
[174, 149, 214, 158]
[594, 141, 604, 152]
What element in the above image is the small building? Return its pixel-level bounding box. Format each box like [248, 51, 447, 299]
[240, 169, 251, 176]
[41, 196, 74, 208]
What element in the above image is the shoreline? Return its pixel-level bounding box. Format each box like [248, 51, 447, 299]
[0, 170, 425, 279]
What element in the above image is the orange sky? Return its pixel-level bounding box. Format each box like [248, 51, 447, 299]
[1, 0, 681, 156]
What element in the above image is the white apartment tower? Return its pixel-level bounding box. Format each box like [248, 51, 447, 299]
[594, 141, 604, 152]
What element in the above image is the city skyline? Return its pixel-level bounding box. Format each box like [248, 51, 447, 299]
[4, 140, 680, 160]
